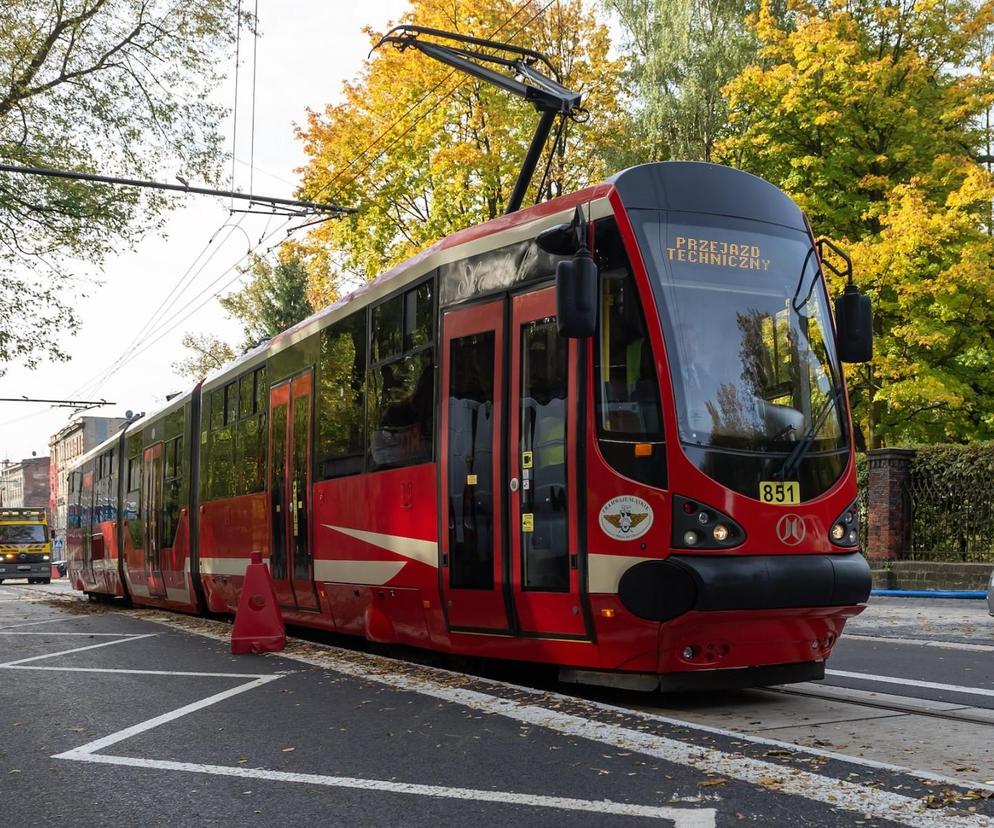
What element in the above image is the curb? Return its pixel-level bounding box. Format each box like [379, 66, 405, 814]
[870, 588, 987, 599]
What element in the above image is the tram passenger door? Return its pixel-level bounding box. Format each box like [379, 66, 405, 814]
[440, 288, 585, 638]
[268, 370, 319, 611]
[81, 471, 95, 583]
[440, 298, 509, 631]
[142, 444, 167, 598]
[508, 287, 585, 636]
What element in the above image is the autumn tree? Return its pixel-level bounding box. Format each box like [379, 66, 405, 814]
[219, 249, 314, 349]
[172, 333, 236, 382]
[0, 0, 245, 374]
[296, 0, 629, 298]
[603, 0, 773, 162]
[719, 0, 994, 446]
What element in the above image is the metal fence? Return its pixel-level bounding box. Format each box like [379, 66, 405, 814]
[908, 445, 994, 562]
[855, 453, 869, 551]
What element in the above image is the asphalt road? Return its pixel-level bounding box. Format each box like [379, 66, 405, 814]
[2, 584, 993, 827]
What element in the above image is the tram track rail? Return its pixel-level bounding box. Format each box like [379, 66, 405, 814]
[765, 682, 994, 728]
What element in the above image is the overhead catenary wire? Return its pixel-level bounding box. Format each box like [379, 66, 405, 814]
[230, 0, 243, 209]
[70, 2, 559, 400]
[249, 0, 260, 196]
[80, 213, 305, 395]
[307, 0, 547, 205]
[73, 218, 287, 400]
[67, 215, 251, 399]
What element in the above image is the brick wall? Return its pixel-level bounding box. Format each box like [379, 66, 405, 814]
[866, 449, 914, 561]
[871, 561, 992, 591]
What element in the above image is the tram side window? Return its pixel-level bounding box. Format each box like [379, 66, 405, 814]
[318, 310, 367, 479]
[225, 381, 238, 425]
[234, 382, 266, 495]
[368, 281, 435, 472]
[98, 449, 118, 523]
[210, 389, 224, 431]
[594, 219, 667, 489]
[208, 369, 267, 500]
[372, 295, 403, 363]
[162, 436, 184, 545]
[125, 432, 143, 542]
[254, 365, 267, 412]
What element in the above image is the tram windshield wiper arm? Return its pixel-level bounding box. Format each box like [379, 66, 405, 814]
[774, 384, 844, 481]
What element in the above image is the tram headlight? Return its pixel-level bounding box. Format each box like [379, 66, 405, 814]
[828, 499, 860, 548]
[672, 495, 745, 549]
[43, 555, 50, 561]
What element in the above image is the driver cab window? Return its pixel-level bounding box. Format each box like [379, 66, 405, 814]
[594, 219, 666, 489]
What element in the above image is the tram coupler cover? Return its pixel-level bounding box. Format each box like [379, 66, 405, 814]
[231, 550, 286, 654]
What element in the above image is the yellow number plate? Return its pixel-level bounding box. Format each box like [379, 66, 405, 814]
[759, 481, 800, 505]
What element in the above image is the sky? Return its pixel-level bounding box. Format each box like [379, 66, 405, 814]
[0, 1, 411, 461]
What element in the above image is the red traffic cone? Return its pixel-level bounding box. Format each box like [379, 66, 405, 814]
[231, 551, 286, 654]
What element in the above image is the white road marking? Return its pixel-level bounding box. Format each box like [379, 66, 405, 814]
[0, 631, 145, 636]
[51, 670, 711, 824]
[58, 753, 716, 826]
[281, 655, 993, 828]
[0, 633, 157, 666]
[145, 614, 994, 798]
[6, 666, 276, 678]
[843, 633, 994, 653]
[57, 675, 281, 755]
[23, 595, 990, 825]
[0, 616, 82, 630]
[827, 669, 994, 699]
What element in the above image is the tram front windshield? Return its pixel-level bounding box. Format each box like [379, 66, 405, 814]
[632, 210, 849, 497]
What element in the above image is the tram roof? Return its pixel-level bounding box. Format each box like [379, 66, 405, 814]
[69, 424, 127, 471]
[198, 178, 615, 395]
[159, 162, 805, 403]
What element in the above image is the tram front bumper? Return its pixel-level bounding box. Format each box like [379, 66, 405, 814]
[610, 551, 870, 682]
[617, 551, 871, 622]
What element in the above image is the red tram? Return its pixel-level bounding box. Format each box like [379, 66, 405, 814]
[66, 161, 872, 690]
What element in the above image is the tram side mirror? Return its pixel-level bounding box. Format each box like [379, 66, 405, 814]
[817, 237, 872, 364]
[556, 253, 598, 338]
[835, 284, 873, 363]
[548, 205, 597, 338]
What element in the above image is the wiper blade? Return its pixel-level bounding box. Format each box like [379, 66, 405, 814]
[774, 385, 844, 481]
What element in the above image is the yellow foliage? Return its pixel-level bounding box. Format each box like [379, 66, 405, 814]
[295, 0, 628, 293]
[719, 0, 994, 445]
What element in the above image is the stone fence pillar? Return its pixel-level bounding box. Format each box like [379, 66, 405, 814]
[866, 448, 916, 561]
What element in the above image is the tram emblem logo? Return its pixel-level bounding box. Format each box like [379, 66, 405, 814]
[599, 495, 653, 541]
[776, 514, 806, 546]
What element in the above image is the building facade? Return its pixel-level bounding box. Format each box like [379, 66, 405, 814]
[48, 416, 129, 542]
[0, 456, 51, 511]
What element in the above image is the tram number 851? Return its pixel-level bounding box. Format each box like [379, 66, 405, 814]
[759, 480, 800, 505]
